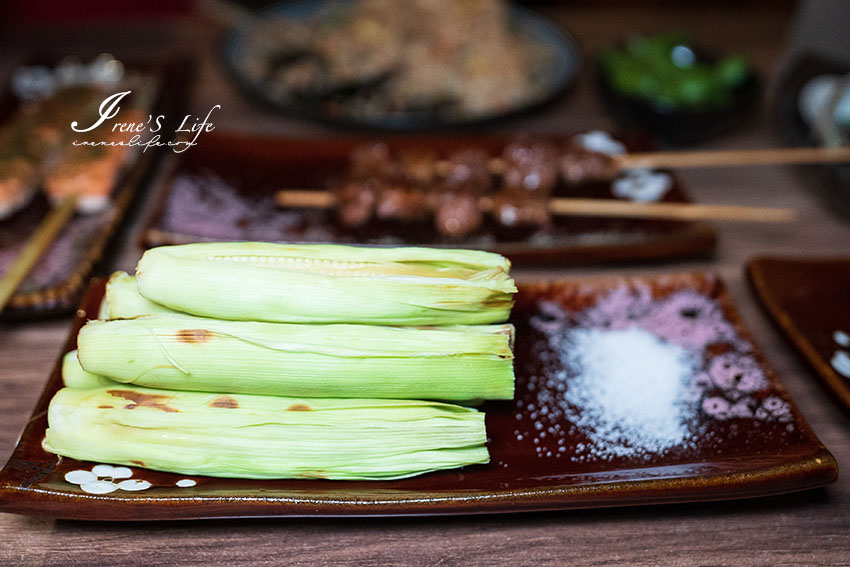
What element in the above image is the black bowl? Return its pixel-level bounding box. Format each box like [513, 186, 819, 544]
[596, 51, 760, 146]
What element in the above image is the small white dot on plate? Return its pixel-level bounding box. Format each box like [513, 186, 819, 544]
[91, 464, 119, 477]
[81, 481, 118, 495]
[574, 131, 626, 156]
[831, 350, 850, 378]
[834, 330, 850, 347]
[117, 479, 152, 491]
[65, 470, 97, 485]
[109, 467, 133, 480]
[176, 479, 196, 488]
[612, 169, 672, 202]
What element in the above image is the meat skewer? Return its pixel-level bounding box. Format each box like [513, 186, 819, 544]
[0, 85, 107, 220]
[43, 79, 159, 213]
[0, 78, 159, 313]
[275, 139, 829, 238]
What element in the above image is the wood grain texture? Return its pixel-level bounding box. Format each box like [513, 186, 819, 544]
[2, 4, 850, 566]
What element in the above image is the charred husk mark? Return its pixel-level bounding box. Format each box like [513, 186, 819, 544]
[176, 329, 213, 343]
[97, 405, 114, 409]
[287, 403, 312, 411]
[130, 460, 146, 467]
[209, 395, 240, 409]
[107, 389, 180, 413]
[296, 471, 327, 479]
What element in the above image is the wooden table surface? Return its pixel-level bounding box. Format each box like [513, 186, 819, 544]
[2, 5, 850, 566]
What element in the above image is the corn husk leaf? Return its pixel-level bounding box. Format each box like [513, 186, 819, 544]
[77, 314, 515, 400]
[61, 350, 116, 389]
[135, 242, 516, 325]
[101, 271, 175, 319]
[44, 385, 489, 480]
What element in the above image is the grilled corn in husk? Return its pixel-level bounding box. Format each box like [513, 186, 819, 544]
[99, 271, 175, 320]
[77, 313, 515, 400]
[44, 385, 489, 480]
[61, 350, 115, 389]
[135, 242, 516, 325]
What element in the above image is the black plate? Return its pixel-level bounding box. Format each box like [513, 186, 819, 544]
[220, 0, 580, 131]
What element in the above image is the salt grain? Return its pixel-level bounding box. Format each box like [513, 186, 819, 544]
[560, 327, 698, 458]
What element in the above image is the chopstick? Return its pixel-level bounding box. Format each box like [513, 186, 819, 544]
[0, 195, 78, 313]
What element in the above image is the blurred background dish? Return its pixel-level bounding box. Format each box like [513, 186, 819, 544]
[0, 56, 191, 319]
[219, 0, 580, 130]
[597, 34, 759, 145]
[749, 256, 850, 417]
[776, 54, 850, 220]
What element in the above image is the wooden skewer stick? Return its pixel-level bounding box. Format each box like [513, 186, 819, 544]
[615, 146, 850, 170]
[543, 198, 795, 222]
[0, 195, 78, 312]
[466, 146, 850, 176]
[276, 190, 795, 223]
[277, 190, 334, 209]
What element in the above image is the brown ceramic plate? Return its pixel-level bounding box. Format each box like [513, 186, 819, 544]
[0, 57, 192, 320]
[0, 272, 836, 520]
[748, 256, 850, 413]
[141, 133, 716, 266]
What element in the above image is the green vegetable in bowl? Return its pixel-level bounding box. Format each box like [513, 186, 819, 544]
[601, 34, 751, 111]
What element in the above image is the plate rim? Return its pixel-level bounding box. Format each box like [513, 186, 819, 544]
[748, 255, 850, 412]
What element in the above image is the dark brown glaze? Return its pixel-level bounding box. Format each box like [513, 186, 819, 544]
[141, 133, 716, 266]
[210, 396, 240, 409]
[748, 256, 850, 415]
[0, 276, 836, 520]
[107, 390, 180, 413]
